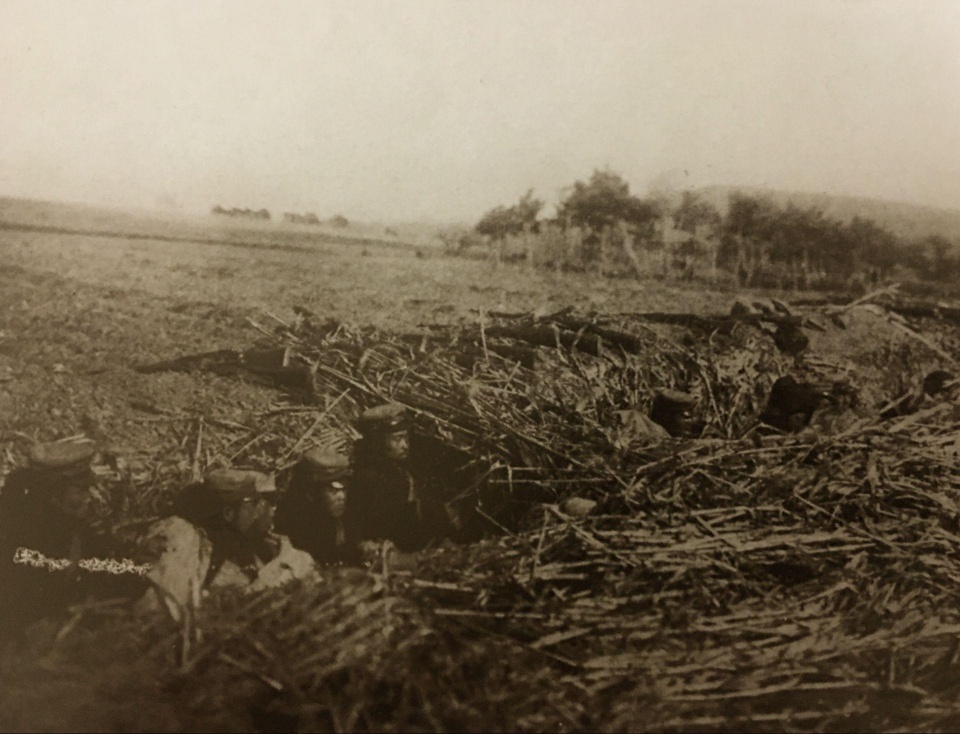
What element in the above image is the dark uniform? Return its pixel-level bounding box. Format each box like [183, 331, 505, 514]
[351, 404, 454, 553]
[760, 376, 832, 432]
[409, 431, 489, 544]
[0, 441, 139, 642]
[650, 389, 701, 438]
[275, 448, 362, 566]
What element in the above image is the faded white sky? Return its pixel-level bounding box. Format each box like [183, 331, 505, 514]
[1, 0, 958, 222]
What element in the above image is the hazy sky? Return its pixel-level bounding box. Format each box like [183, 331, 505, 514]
[1, 0, 959, 222]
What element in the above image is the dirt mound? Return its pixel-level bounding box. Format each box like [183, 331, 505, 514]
[805, 303, 952, 409]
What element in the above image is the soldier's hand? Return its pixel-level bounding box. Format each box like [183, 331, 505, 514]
[359, 539, 398, 575]
[263, 533, 283, 556]
[358, 540, 382, 565]
[444, 503, 463, 531]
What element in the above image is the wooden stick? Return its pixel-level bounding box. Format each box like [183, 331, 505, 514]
[278, 388, 350, 466]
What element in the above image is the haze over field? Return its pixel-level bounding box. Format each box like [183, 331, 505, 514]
[1, 0, 959, 222]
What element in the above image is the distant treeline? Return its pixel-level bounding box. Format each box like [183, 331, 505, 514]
[284, 212, 321, 225]
[282, 212, 351, 228]
[211, 205, 271, 221]
[717, 193, 960, 290]
[211, 206, 350, 229]
[450, 170, 960, 291]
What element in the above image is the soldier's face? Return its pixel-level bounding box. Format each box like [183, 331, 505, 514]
[382, 430, 409, 462]
[226, 495, 275, 540]
[674, 408, 696, 437]
[323, 482, 347, 519]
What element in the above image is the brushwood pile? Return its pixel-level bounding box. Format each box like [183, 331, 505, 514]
[6, 287, 960, 731]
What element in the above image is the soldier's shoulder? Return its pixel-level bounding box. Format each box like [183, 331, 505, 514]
[271, 532, 305, 556]
[146, 515, 205, 540]
[268, 531, 317, 569]
[208, 560, 250, 590]
[140, 516, 208, 560]
[0, 468, 37, 506]
[250, 534, 317, 591]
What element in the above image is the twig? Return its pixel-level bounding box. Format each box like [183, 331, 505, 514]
[278, 389, 350, 466]
[190, 418, 204, 483]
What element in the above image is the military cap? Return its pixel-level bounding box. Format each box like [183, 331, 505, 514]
[650, 390, 699, 438]
[924, 370, 954, 396]
[773, 323, 809, 356]
[203, 469, 277, 505]
[301, 448, 350, 482]
[654, 389, 698, 408]
[730, 299, 758, 318]
[356, 403, 410, 435]
[28, 440, 97, 475]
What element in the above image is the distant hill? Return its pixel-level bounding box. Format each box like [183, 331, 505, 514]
[695, 186, 960, 244]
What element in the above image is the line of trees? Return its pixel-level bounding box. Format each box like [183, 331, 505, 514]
[719, 193, 957, 289]
[211, 206, 351, 229]
[284, 212, 321, 225]
[211, 205, 271, 221]
[459, 170, 960, 291]
[281, 212, 350, 228]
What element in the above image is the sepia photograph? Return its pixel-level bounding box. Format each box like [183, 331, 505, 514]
[2, 0, 960, 731]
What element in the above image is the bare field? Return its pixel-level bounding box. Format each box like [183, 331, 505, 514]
[0, 224, 734, 462]
[0, 191, 765, 511]
[0, 227, 731, 325]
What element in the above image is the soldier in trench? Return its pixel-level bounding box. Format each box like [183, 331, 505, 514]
[0, 440, 140, 643]
[350, 403, 463, 555]
[274, 448, 363, 567]
[136, 468, 316, 621]
[649, 389, 702, 438]
[759, 375, 861, 433]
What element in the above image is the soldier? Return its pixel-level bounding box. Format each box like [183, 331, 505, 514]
[881, 369, 955, 420]
[0, 440, 138, 641]
[241, 347, 318, 401]
[650, 389, 701, 438]
[760, 376, 861, 433]
[274, 448, 362, 567]
[137, 346, 318, 402]
[351, 403, 455, 553]
[759, 375, 831, 432]
[138, 469, 315, 621]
